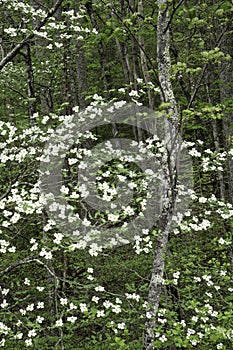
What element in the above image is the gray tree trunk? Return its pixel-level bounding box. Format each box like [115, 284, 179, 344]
[76, 38, 88, 109]
[143, 1, 179, 349]
[24, 43, 37, 125]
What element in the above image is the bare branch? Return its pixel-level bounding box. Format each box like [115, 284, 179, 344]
[0, 257, 57, 280]
[163, 0, 185, 34]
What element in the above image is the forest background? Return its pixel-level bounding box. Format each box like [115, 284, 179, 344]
[0, 0, 233, 349]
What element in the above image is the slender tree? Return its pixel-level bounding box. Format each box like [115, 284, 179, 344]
[143, 1, 179, 348]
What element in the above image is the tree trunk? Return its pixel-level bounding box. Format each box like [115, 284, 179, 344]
[86, 1, 111, 98]
[63, 48, 73, 115]
[68, 47, 79, 108]
[205, 80, 225, 200]
[143, 1, 179, 349]
[76, 38, 88, 109]
[157, 0, 179, 126]
[24, 43, 37, 125]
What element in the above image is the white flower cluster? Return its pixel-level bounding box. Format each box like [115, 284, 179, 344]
[177, 215, 211, 233]
[125, 292, 140, 302]
[0, 239, 16, 254]
[97, 181, 118, 202]
[133, 230, 153, 254]
[172, 271, 180, 285]
[202, 150, 227, 172]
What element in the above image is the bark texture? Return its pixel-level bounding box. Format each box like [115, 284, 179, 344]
[157, 0, 179, 127]
[143, 1, 179, 349]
